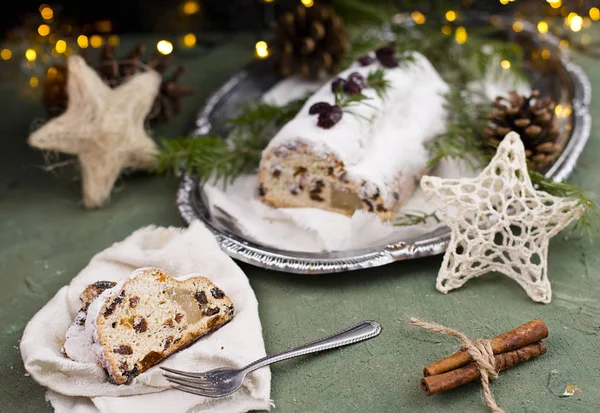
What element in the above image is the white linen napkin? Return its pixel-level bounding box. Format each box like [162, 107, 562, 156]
[20, 221, 272, 413]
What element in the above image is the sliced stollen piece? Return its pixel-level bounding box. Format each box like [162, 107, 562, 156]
[62, 281, 117, 362]
[85, 267, 235, 384]
[258, 51, 449, 220]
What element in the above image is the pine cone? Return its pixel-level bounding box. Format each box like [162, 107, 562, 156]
[41, 43, 194, 124]
[273, 4, 349, 79]
[485, 90, 562, 172]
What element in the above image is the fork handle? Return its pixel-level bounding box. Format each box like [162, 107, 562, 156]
[242, 320, 381, 374]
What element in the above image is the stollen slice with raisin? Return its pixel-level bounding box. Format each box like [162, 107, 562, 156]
[85, 267, 234, 384]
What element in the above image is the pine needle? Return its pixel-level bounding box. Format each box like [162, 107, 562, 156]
[529, 171, 600, 239]
[156, 97, 308, 185]
[392, 211, 441, 227]
[426, 86, 491, 168]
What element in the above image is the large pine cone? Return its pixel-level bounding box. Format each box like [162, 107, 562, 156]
[273, 4, 349, 79]
[485, 90, 562, 172]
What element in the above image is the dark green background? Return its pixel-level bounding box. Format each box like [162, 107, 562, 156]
[1, 33, 599, 412]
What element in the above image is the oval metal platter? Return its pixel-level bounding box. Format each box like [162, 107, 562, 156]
[177, 18, 592, 274]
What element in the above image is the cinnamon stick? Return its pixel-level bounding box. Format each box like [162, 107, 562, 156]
[423, 319, 548, 376]
[421, 341, 546, 396]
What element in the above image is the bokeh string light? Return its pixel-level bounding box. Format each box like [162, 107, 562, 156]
[3, 0, 600, 89]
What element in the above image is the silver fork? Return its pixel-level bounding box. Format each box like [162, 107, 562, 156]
[161, 320, 382, 398]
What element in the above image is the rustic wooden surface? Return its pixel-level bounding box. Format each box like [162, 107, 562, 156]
[1, 33, 599, 412]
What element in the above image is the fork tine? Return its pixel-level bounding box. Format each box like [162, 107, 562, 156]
[164, 375, 215, 388]
[160, 366, 206, 378]
[166, 379, 219, 395]
[166, 379, 220, 394]
[171, 385, 222, 398]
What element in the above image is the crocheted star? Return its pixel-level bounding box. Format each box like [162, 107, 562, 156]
[421, 132, 584, 303]
[28, 55, 161, 208]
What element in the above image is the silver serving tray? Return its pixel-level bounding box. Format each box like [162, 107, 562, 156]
[177, 19, 591, 274]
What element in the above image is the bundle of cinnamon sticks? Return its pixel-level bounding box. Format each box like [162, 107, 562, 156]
[420, 319, 548, 395]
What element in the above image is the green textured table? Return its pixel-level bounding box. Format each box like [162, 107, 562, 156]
[1, 33, 599, 413]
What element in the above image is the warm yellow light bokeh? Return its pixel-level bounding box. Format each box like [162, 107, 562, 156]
[559, 39, 569, 49]
[96, 20, 112, 32]
[547, 0, 561, 9]
[108, 35, 120, 46]
[25, 49, 37, 61]
[591, 7, 600, 21]
[445, 11, 456, 22]
[541, 49, 551, 59]
[569, 15, 583, 32]
[501, 60, 511, 69]
[411, 11, 426, 24]
[537, 21, 548, 34]
[30, 77, 39, 87]
[499, 0, 509, 5]
[183, 0, 200, 15]
[77, 35, 89, 48]
[455, 26, 467, 44]
[40, 7, 53, 20]
[301, 0, 314, 7]
[47, 66, 58, 79]
[255, 41, 269, 59]
[38, 24, 50, 36]
[55, 40, 67, 54]
[90, 35, 103, 48]
[441, 25, 452, 36]
[512, 21, 523, 32]
[183, 33, 197, 47]
[1, 49, 12, 60]
[157, 40, 173, 55]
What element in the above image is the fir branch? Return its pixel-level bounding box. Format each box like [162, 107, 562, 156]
[367, 69, 391, 99]
[334, 69, 391, 109]
[157, 97, 308, 185]
[156, 136, 263, 185]
[426, 86, 492, 168]
[229, 98, 307, 136]
[392, 210, 441, 227]
[529, 171, 600, 238]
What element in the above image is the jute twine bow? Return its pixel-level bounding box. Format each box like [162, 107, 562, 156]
[410, 318, 505, 413]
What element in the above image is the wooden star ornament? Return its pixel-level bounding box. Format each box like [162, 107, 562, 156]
[421, 132, 584, 303]
[28, 55, 161, 208]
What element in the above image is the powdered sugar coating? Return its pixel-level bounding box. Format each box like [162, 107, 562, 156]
[263, 52, 449, 204]
[62, 309, 97, 363]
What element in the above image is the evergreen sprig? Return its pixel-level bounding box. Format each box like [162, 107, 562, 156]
[429, 83, 598, 237]
[156, 97, 307, 184]
[392, 211, 441, 227]
[529, 171, 600, 239]
[426, 86, 492, 168]
[334, 69, 391, 109]
[367, 69, 391, 99]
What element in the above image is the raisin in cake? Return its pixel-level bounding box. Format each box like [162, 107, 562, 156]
[65, 268, 234, 384]
[258, 50, 449, 220]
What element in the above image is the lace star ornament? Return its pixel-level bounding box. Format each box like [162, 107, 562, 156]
[421, 132, 584, 303]
[28, 55, 161, 208]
